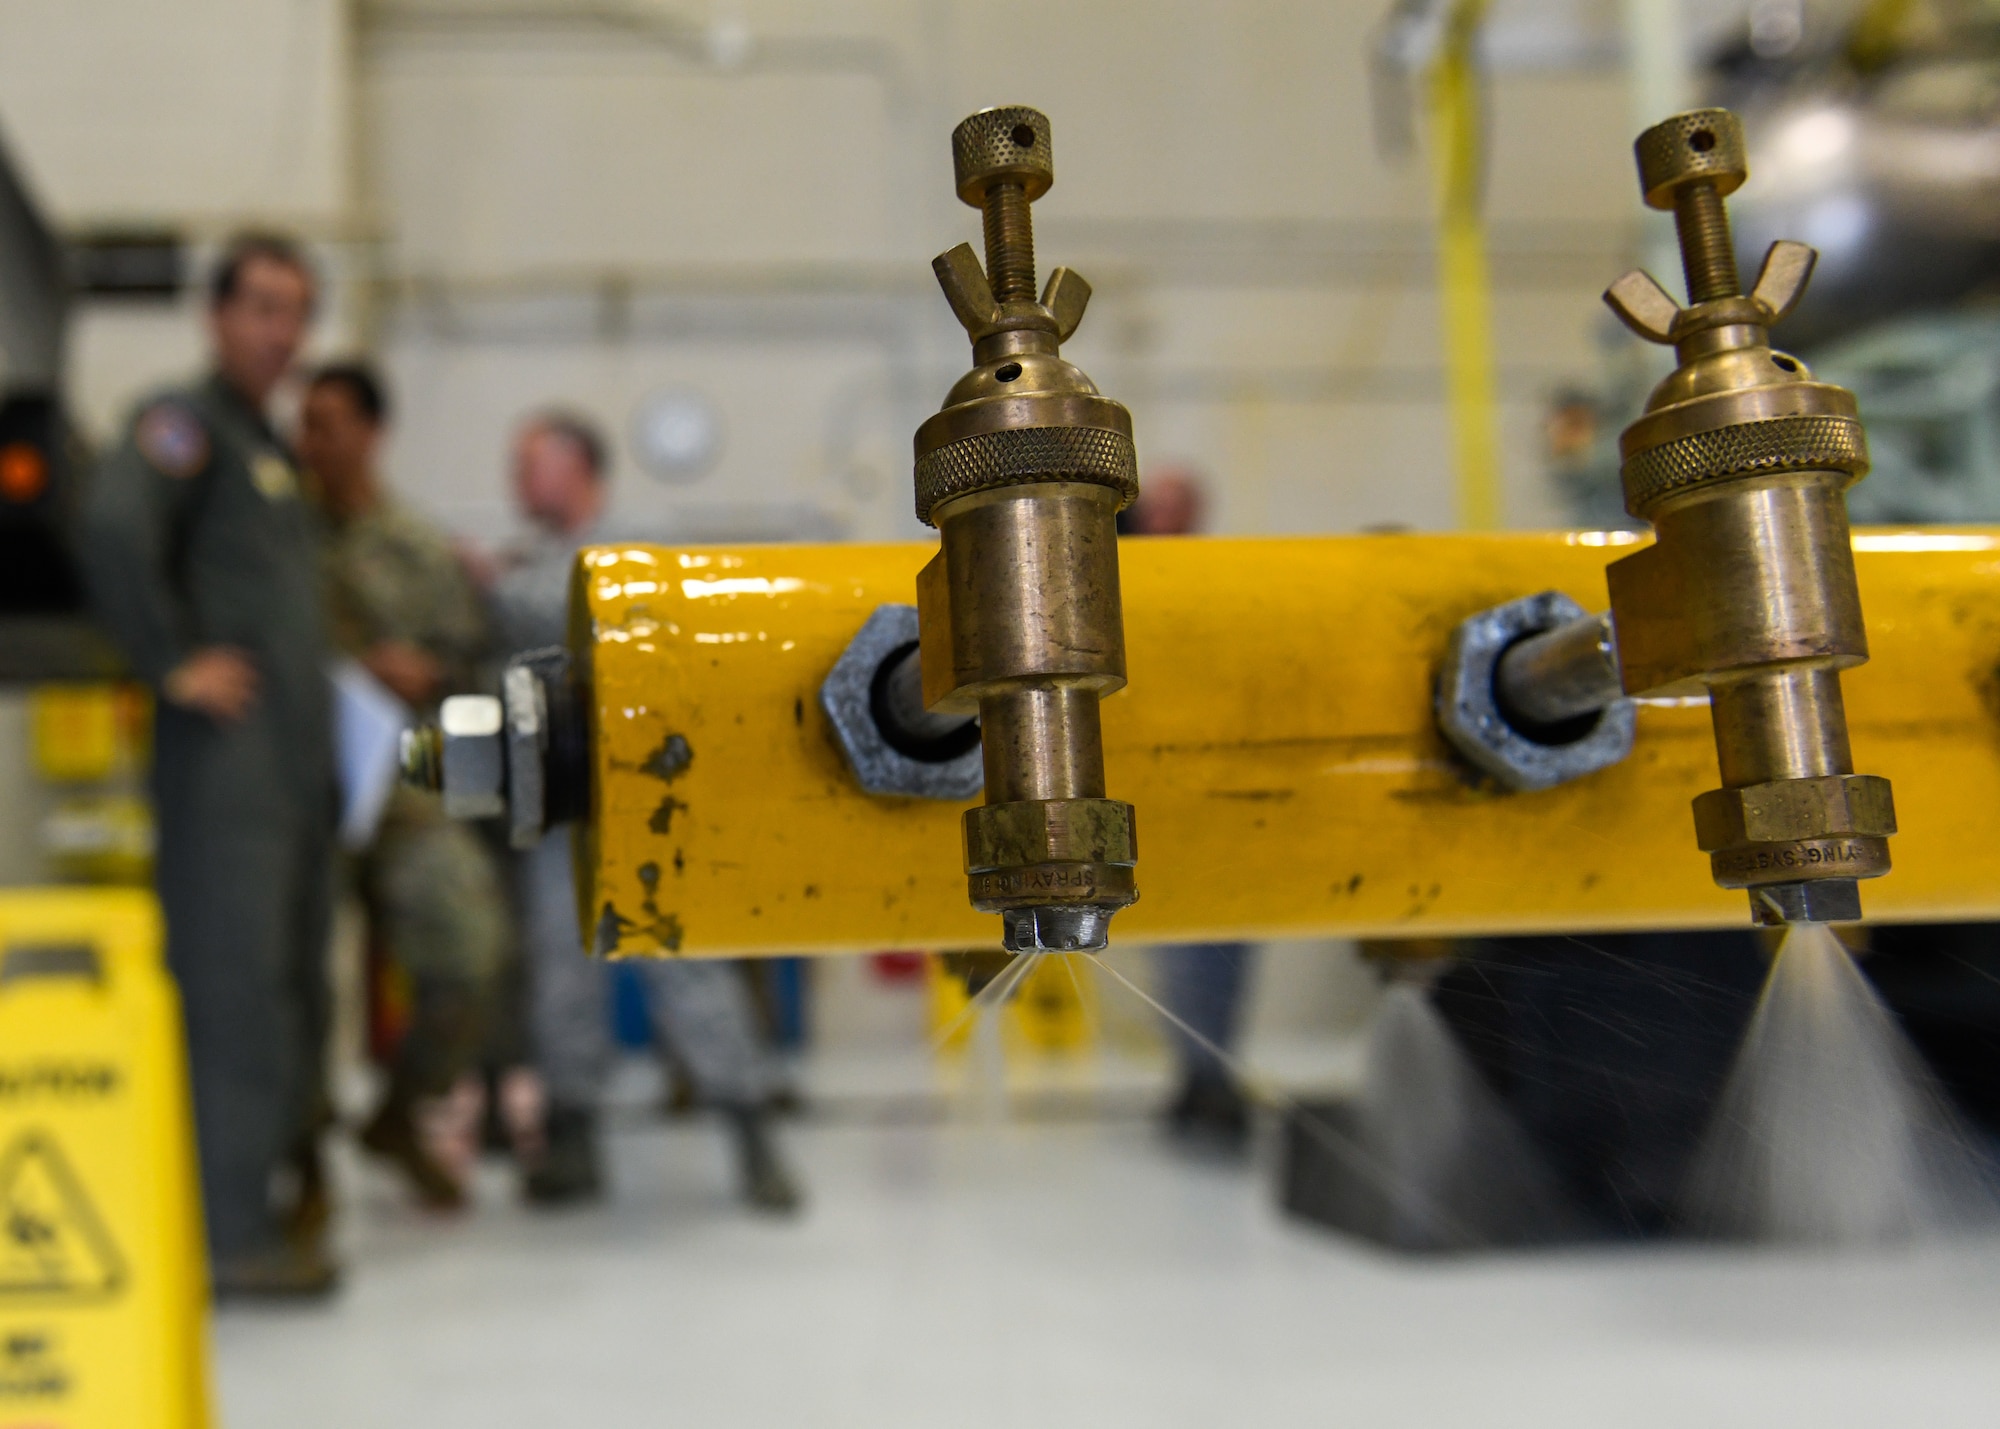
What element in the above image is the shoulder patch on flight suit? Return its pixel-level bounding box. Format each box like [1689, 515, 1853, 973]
[250, 452, 298, 502]
[133, 403, 210, 479]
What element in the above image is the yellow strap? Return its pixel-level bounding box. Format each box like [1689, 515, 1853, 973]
[1428, 0, 1500, 530]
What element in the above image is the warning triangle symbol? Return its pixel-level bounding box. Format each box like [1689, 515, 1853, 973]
[0, 1130, 126, 1299]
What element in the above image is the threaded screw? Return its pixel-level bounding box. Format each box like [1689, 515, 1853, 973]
[982, 181, 1037, 303]
[1675, 182, 1740, 303]
[1633, 109, 1749, 308]
[951, 107, 1054, 309]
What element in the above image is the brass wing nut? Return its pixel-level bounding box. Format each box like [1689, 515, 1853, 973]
[913, 106, 1140, 953]
[1600, 108, 1895, 926]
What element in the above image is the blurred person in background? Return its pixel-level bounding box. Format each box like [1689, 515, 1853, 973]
[297, 362, 509, 1211]
[78, 234, 339, 1296]
[482, 410, 801, 1213]
[1121, 467, 1260, 1152]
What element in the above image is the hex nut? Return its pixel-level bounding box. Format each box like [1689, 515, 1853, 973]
[820, 604, 984, 801]
[1750, 878, 1863, 925]
[1692, 774, 1896, 851]
[502, 659, 548, 850]
[967, 855, 1137, 915]
[963, 797, 1137, 872]
[438, 694, 505, 819]
[1002, 904, 1115, 953]
[1436, 591, 1637, 793]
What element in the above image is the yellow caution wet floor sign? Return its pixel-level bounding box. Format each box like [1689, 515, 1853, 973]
[0, 1132, 129, 1298]
[0, 890, 210, 1429]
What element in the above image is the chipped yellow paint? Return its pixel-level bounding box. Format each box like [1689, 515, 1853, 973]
[576, 530, 2000, 957]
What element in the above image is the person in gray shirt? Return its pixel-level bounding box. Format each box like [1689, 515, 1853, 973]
[488, 410, 799, 1213]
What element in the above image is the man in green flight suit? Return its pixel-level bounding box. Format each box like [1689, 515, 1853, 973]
[78, 234, 338, 1297]
[296, 361, 508, 1211]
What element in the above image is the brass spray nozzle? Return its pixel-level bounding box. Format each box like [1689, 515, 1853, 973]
[912, 106, 1139, 953]
[1601, 108, 1896, 927]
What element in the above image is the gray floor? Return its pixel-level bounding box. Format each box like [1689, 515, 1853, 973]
[211, 1107, 2000, 1428]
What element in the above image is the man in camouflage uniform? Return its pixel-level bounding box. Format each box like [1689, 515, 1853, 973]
[78, 234, 338, 1296]
[296, 362, 508, 1210]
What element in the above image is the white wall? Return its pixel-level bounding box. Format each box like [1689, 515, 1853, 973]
[0, 0, 1647, 538]
[0, 0, 357, 439]
[0, 0, 349, 226]
[352, 2, 1640, 544]
[352, 0, 1639, 545]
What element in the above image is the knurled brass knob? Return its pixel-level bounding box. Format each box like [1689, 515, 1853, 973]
[1634, 108, 1749, 305]
[952, 106, 1054, 205]
[951, 106, 1055, 306]
[1634, 109, 1747, 210]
